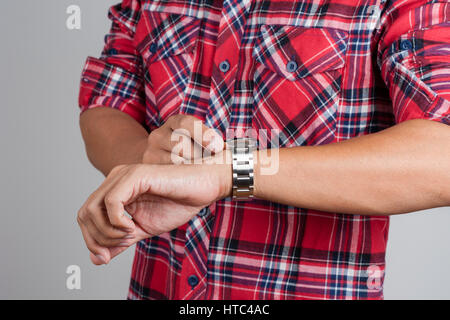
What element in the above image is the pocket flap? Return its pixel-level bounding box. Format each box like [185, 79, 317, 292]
[136, 12, 201, 65]
[252, 25, 348, 81]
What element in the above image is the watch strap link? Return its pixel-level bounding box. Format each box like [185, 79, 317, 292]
[231, 138, 256, 201]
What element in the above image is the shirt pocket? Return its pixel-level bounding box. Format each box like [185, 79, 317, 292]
[135, 10, 201, 125]
[251, 25, 348, 147]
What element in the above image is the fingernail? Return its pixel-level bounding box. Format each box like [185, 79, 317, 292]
[95, 254, 107, 264]
[209, 137, 223, 153]
[118, 242, 130, 247]
[124, 234, 134, 239]
[118, 229, 132, 234]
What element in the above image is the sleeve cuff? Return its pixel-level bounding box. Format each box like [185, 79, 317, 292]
[78, 57, 146, 124]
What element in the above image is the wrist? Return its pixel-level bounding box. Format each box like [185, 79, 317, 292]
[216, 149, 233, 200]
[201, 149, 232, 200]
[218, 158, 232, 200]
[252, 150, 259, 198]
[252, 148, 278, 200]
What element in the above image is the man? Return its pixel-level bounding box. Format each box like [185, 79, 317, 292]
[77, 0, 450, 299]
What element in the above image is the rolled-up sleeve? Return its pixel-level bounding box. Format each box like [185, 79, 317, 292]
[78, 0, 146, 124]
[377, 0, 450, 126]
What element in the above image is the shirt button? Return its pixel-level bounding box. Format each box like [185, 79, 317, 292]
[82, 78, 90, 83]
[366, 5, 377, 15]
[198, 208, 208, 217]
[187, 275, 199, 288]
[150, 43, 158, 53]
[108, 48, 118, 55]
[286, 60, 298, 72]
[219, 60, 230, 73]
[401, 40, 413, 51]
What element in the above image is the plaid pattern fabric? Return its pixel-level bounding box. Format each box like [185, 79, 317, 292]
[78, 0, 450, 300]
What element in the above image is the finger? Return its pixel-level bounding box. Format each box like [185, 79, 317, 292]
[152, 124, 197, 159]
[78, 222, 111, 265]
[78, 165, 133, 265]
[83, 164, 132, 229]
[90, 252, 106, 265]
[103, 167, 150, 230]
[104, 177, 135, 232]
[146, 126, 172, 153]
[90, 206, 131, 239]
[202, 125, 225, 153]
[108, 225, 151, 260]
[168, 131, 204, 161]
[89, 224, 151, 264]
[105, 197, 135, 232]
[85, 217, 134, 248]
[168, 115, 224, 153]
[146, 126, 196, 162]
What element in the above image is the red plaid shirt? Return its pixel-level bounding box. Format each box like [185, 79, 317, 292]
[79, 0, 450, 299]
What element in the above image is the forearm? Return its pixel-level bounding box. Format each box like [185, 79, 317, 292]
[253, 119, 450, 215]
[79, 107, 148, 176]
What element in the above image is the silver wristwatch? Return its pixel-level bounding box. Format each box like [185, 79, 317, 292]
[228, 138, 257, 201]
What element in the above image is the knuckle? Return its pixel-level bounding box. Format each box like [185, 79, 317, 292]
[148, 129, 162, 142]
[170, 113, 182, 123]
[177, 115, 190, 128]
[168, 114, 182, 128]
[96, 236, 109, 247]
[165, 115, 176, 125]
[109, 219, 121, 228]
[85, 203, 97, 215]
[106, 213, 121, 227]
[104, 194, 116, 207]
[76, 213, 84, 225]
[77, 207, 89, 223]
[110, 164, 127, 176]
[124, 168, 139, 181]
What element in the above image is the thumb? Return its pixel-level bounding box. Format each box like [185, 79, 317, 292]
[170, 115, 224, 153]
[201, 124, 224, 153]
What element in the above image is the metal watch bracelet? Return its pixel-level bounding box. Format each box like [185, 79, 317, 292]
[229, 138, 257, 201]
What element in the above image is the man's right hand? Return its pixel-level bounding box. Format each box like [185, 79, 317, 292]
[142, 114, 224, 165]
[79, 113, 226, 265]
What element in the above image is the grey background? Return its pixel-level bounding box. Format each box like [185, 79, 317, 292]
[0, 0, 448, 299]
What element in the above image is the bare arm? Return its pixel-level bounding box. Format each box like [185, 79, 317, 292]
[78, 119, 450, 264]
[254, 119, 450, 215]
[79, 107, 148, 176]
